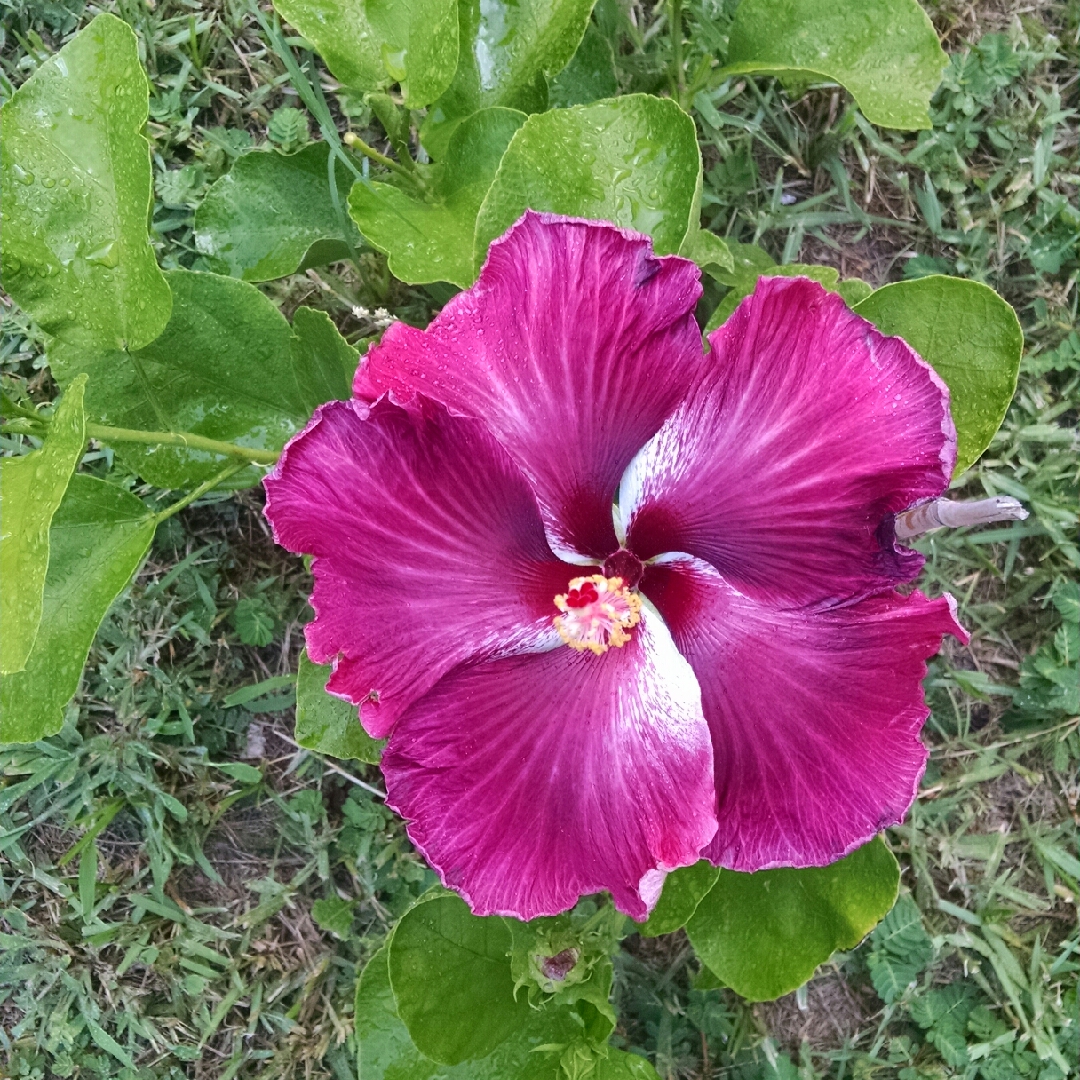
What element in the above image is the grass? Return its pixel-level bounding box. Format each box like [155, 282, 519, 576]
[1, 0, 1078, 1077]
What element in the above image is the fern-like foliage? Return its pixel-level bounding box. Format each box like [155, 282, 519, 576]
[865, 893, 935, 1003]
[908, 983, 980, 1068]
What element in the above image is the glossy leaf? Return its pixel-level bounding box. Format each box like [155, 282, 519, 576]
[49, 274, 353, 489]
[194, 144, 361, 281]
[704, 243, 844, 331]
[710, 239, 777, 285]
[474, 95, 700, 269]
[421, 0, 596, 159]
[636, 861, 719, 938]
[272, 0, 458, 107]
[0, 12, 171, 351]
[295, 650, 383, 763]
[723, 0, 947, 131]
[388, 892, 530, 1064]
[357, 944, 443, 1080]
[357, 942, 580, 1080]
[686, 836, 900, 1001]
[678, 228, 734, 277]
[0, 376, 86, 674]
[0, 476, 156, 744]
[548, 23, 618, 108]
[837, 278, 874, 306]
[854, 276, 1023, 474]
[290, 306, 358, 404]
[349, 108, 526, 286]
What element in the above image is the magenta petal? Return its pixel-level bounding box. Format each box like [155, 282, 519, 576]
[623, 276, 957, 607]
[355, 211, 704, 560]
[263, 397, 578, 738]
[643, 558, 966, 871]
[381, 608, 718, 920]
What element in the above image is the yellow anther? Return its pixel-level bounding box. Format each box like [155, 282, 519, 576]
[553, 574, 641, 655]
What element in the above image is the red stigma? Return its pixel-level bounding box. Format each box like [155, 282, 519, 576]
[565, 581, 599, 608]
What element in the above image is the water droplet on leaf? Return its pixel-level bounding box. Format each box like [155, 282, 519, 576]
[85, 241, 119, 268]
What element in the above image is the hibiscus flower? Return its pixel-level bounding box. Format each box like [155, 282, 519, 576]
[264, 212, 965, 922]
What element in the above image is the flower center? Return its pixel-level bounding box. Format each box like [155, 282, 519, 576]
[554, 574, 641, 655]
[539, 948, 580, 982]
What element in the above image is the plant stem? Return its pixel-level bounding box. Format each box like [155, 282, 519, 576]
[1, 417, 281, 464]
[670, 0, 686, 106]
[325, 140, 366, 270]
[275, 730, 387, 799]
[86, 423, 281, 464]
[153, 461, 249, 522]
[0, 391, 42, 421]
[343, 132, 419, 184]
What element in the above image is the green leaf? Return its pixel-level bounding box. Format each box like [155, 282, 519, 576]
[593, 1050, 663, 1079]
[837, 278, 874, 306]
[678, 229, 734, 278]
[722, 0, 948, 131]
[267, 107, 309, 154]
[295, 650, 384, 763]
[78, 841, 98, 922]
[232, 597, 276, 646]
[637, 861, 719, 938]
[1, 375, 86, 673]
[866, 893, 934, 1003]
[222, 675, 296, 708]
[0, 476, 156, 744]
[311, 897, 356, 936]
[1052, 581, 1079, 624]
[84, 1015, 135, 1070]
[367, 93, 413, 162]
[853, 277, 1023, 474]
[475, 95, 700, 270]
[50, 272, 352, 489]
[686, 836, 900, 1001]
[421, 0, 597, 159]
[357, 944, 440, 1080]
[0, 12, 171, 351]
[869, 892, 934, 964]
[194, 144, 361, 281]
[272, 0, 459, 107]
[388, 892, 530, 1064]
[866, 951, 919, 1005]
[704, 248, 843, 332]
[349, 107, 526, 286]
[211, 761, 264, 784]
[358, 942, 579, 1080]
[709, 240, 777, 286]
[909, 984, 977, 1067]
[548, 23, 618, 108]
[290, 306, 358, 403]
